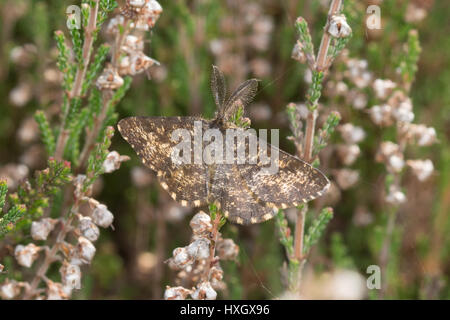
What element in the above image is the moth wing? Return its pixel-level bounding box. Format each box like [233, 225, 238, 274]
[210, 164, 277, 225]
[238, 144, 330, 209]
[118, 116, 209, 207]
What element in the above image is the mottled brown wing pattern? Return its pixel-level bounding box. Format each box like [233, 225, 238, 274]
[117, 116, 209, 207]
[237, 144, 330, 209]
[210, 164, 277, 225]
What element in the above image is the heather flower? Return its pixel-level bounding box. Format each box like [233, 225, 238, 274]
[0, 280, 21, 300]
[338, 123, 366, 144]
[333, 169, 359, 190]
[31, 218, 58, 241]
[216, 238, 239, 260]
[336, 144, 360, 166]
[373, 79, 396, 100]
[72, 237, 96, 265]
[46, 280, 72, 300]
[385, 185, 406, 205]
[96, 66, 124, 90]
[191, 281, 217, 300]
[78, 216, 100, 242]
[14, 243, 41, 268]
[407, 159, 434, 181]
[60, 261, 81, 290]
[164, 286, 192, 300]
[187, 238, 211, 260]
[102, 151, 130, 173]
[190, 211, 212, 236]
[91, 204, 114, 228]
[171, 247, 193, 269]
[328, 15, 352, 38]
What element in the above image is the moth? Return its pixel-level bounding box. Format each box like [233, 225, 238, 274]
[118, 66, 329, 225]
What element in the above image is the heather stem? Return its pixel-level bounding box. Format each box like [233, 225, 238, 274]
[54, 0, 100, 161]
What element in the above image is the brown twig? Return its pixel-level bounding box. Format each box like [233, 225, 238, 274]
[202, 212, 221, 282]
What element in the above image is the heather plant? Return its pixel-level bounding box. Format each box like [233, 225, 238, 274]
[0, 0, 449, 301]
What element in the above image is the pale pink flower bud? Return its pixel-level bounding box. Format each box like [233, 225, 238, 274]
[417, 127, 437, 146]
[407, 159, 434, 181]
[46, 280, 72, 300]
[191, 281, 217, 300]
[336, 144, 360, 166]
[102, 151, 130, 173]
[369, 104, 394, 126]
[373, 79, 396, 100]
[92, 204, 114, 228]
[328, 15, 352, 38]
[31, 218, 58, 241]
[190, 211, 212, 235]
[338, 124, 366, 144]
[78, 216, 100, 242]
[216, 239, 239, 260]
[187, 238, 211, 260]
[333, 169, 360, 190]
[0, 280, 21, 300]
[172, 247, 193, 269]
[385, 186, 406, 205]
[75, 237, 96, 264]
[60, 261, 81, 290]
[14, 243, 41, 268]
[96, 67, 124, 90]
[164, 286, 192, 300]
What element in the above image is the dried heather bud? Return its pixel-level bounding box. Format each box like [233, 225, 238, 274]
[31, 218, 58, 241]
[350, 91, 368, 110]
[60, 261, 81, 290]
[291, 41, 306, 63]
[338, 124, 366, 144]
[407, 159, 434, 181]
[91, 204, 114, 228]
[120, 51, 159, 76]
[376, 141, 404, 172]
[373, 79, 396, 100]
[190, 211, 212, 235]
[122, 35, 144, 53]
[385, 185, 406, 205]
[0, 280, 21, 300]
[78, 216, 100, 242]
[17, 117, 39, 145]
[164, 286, 192, 300]
[14, 243, 41, 268]
[346, 59, 372, 89]
[96, 67, 124, 90]
[216, 238, 239, 260]
[128, 0, 146, 8]
[191, 281, 217, 300]
[328, 15, 352, 38]
[9, 82, 32, 107]
[408, 125, 437, 146]
[105, 15, 125, 35]
[73, 237, 96, 264]
[369, 104, 394, 126]
[336, 144, 361, 166]
[187, 238, 211, 260]
[333, 169, 359, 190]
[102, 151, 130, 173]
[46, 280, 72, 300]
[172, 247, 193, 269]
